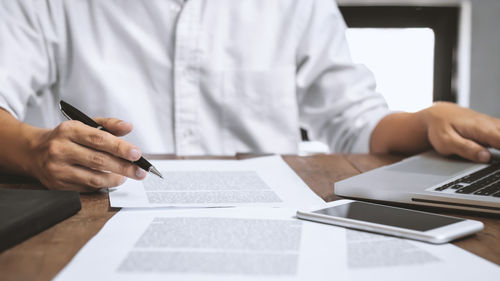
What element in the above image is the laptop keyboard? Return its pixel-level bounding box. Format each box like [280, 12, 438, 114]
[434, 163, 500, 197]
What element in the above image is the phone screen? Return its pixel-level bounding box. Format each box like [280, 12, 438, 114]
[313, 202, 463, 231]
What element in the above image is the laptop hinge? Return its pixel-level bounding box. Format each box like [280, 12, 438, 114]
[412, 198, 500, 211]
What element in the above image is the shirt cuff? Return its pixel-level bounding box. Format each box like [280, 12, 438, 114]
[0, 92, 20, 120]
[350, 108, 393, 154]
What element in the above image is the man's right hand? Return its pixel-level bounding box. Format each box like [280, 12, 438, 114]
[28, 118, 147, 192]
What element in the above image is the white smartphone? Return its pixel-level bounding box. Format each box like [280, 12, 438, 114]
[297, 200, 483, 244]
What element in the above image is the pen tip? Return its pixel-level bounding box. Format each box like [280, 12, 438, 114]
[149, 166, 164, 179]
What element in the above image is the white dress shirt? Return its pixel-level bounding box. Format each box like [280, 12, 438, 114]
[0, 0, 389, 155]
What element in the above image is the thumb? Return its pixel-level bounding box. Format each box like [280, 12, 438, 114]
[93, 117, 133, 136]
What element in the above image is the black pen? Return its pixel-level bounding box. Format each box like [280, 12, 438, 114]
[59, 100, 164, 179]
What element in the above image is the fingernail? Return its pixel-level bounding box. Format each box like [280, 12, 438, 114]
[136, 168, 147, 179]
[477, 150, 490, 163]
[121, 177, 127, 185]
[130, 148, 141, 160]
[118, 121, 131, 128]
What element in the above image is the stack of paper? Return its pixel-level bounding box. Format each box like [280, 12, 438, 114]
[55, 156, 500, 281]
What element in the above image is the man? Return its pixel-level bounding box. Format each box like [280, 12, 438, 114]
[0, 0, 499, 192]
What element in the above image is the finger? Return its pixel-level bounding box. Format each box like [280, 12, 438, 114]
[52, 181, 100, 193]
[496, 118, 500, 131]
[60, 165, 127, 190]
[438, 128, 490, 163]
[64, 141, 147, 180]
[93, 117, 133, 136]
[66, 123, 142, 162]
[474, 119, 500, 149]
[38, 165, 106, 192]
[452, 115, 500, 149]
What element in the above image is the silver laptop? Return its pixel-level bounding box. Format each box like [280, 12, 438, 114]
[335, 151, 500, 214]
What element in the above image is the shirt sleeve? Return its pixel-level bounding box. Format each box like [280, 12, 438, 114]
[0, 0, 58, 120]
[296, 0, 391, 153]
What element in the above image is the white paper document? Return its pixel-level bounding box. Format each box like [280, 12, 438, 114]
[345, 229, 500, 281]
[54, 207, 500, 281]
[109, 155, 325, 208]
[54, 208, 348, 281]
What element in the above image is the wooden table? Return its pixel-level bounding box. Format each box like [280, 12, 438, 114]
[0, 154, 499, 281]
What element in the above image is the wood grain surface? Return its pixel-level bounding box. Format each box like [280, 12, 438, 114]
[0, 154, 498, 281]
